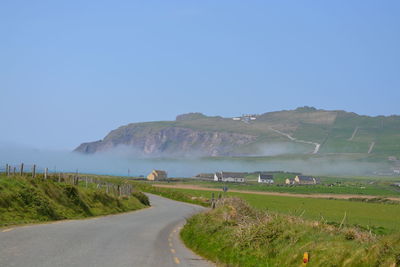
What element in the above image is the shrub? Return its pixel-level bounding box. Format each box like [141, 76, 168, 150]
[131, 191, 150, 206]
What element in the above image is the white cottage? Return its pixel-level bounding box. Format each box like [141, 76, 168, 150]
[258, 174, 274, 184]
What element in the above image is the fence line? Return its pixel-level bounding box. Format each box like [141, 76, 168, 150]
[1, 163, 135, 197]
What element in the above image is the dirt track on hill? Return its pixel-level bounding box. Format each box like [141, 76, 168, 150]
[154, 184, 400, 201]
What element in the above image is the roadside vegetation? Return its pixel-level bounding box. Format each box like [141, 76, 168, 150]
[0, 174, 150, 227]
[131, 181, 209, 207]
[181, 197, 400, 267]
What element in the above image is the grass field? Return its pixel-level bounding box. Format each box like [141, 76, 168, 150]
[168, 188, 400, 234]
[159, 174, 400, 197]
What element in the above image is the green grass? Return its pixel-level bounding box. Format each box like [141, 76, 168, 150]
[181, 197, 400, 267]
[167, 188, 400, 234]
[0, 175, 149, 227]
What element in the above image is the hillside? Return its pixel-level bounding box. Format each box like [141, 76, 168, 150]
[75, 107, 400, 158]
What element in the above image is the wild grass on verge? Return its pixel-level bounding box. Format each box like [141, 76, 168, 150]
[132, 182, 209, 207]
[0, 176, 150, 227]
[181, 197, 400, 267]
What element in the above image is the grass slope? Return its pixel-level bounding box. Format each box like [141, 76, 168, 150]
[0, 175, 149, 227]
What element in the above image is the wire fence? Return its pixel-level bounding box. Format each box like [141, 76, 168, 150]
[0, 162, 135, 197]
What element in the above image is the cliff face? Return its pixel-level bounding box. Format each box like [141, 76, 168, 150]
[75, 108, 400, 157]
[74, 126, 257, 156]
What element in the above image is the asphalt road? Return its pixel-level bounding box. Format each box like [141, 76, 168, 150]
[0, 194, 214, 267]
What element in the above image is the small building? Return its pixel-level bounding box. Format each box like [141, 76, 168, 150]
[258, 174, 274, 184]
[147, 170, 167, 181]
[294, 175, 319, 185]
[285, 178, 294, 185]
[214, 172, 245, 183]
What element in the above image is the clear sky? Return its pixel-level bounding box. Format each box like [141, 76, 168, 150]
[1, 0, 399, 150]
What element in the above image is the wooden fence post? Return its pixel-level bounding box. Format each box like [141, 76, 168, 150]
[13, 167, 16, 175]
[20, 163, 24, 175]
[44, 168, 48, 179]
[5, 164, 9, 176]
[32, 165, 36, 178]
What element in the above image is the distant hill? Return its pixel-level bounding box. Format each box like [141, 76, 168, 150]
[74, 107, 400, 158]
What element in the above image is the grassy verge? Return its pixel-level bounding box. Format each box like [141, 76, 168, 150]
[131, 181, 209, 207]
[0, 175, 149, 227]
[181, 197, 400, 267]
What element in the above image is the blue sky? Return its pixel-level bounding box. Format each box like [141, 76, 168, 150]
[1, 0, 399, 150]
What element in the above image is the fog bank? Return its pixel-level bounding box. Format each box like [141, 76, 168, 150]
[0, 144, 389, 177]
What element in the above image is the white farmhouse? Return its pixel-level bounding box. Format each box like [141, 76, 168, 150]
[258, 174, 274, 184]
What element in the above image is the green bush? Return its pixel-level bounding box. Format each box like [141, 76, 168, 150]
[131, 191, 150, 206]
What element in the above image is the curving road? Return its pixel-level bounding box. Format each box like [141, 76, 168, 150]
[0, 194, 214, 267]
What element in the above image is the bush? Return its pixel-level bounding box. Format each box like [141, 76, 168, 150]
[131, 191, 150, 206]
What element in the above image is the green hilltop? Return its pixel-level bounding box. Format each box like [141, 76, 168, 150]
[75, 107, 400, 158]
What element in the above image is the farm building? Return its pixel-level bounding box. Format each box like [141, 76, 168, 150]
[147, 170, 167, 181]
[285, 178, 294, 185]
[258, 174, 274, 184]
[294, 175, 319, 185]
[214, 172, 246, 183]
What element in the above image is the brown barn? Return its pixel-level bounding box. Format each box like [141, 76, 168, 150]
[147, 170, 167, 181]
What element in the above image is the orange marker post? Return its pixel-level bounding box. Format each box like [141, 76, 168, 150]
[302, 252, 309, 266]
